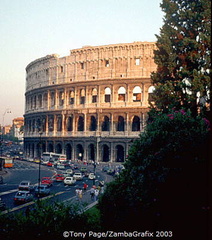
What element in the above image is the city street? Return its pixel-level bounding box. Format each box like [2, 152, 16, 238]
[0, 160, 115, 214]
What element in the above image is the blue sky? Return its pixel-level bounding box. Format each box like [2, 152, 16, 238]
[0, 0, 163, 125]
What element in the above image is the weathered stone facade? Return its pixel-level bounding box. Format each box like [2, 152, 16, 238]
[24, 42, 156, 162]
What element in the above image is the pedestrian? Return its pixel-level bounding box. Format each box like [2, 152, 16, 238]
[83, 183, 88, 192]
[78, 188, 83, 201]
[94, 188, 99, 201]
[90, 186, 95, 201]
[75, 188, 80, 201]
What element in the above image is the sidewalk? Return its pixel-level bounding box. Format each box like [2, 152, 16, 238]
[64, 188, 99, 212]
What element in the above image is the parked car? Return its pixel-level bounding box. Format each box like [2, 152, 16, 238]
[34, 185, 50, 196]
[80, 167, 87, 173]
[14, 191, 33, 204]
[88, 173, 96, 180]
[55, 174, 65, 182]
[73, 172, 83, 180]
[64, 176, 76, 186]
[41, 177, 53, 186]
[18, 181, 33, 192]
[0, 198, 6, 211]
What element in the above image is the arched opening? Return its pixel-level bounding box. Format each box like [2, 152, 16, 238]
[76, 144, 84, 161]
[88, 144, 95, 161]
[48, 143, 54, 153]
[55, 143, 62, 154]
[102, 144, 110, 162]
[48, 116, 54, 132]
[102, 116, 110, 131]
[148, 86, 155, 102]
[89, 116, 97, 131]
[92, 88, 97, 103]
[67, 116, 73, 131]
[117, 116, 125, 131]
[57, 115, 62, 132]
[104, 87, 111, 103]
[132, 116, 140, 131]
[77, 116, 84, 131]
[118, 87, 126, 101]
[66, 144, 72, 160]
[116, 145, 124, 162]
[133, 86, 142, 102]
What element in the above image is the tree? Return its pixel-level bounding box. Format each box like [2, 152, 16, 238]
[151, 0, 211, 117]
[98, 109, 210, 238]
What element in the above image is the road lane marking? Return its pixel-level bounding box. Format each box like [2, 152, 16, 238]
[1, 191, 66, 215]
[0, 189, 18, 196]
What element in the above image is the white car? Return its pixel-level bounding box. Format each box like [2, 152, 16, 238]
[66, 169, 73, 175]
[73, 172, 83, 180]
[64, 177, 76, 185]
[88, 173, 96, 180]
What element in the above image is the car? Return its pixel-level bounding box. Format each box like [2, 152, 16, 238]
[88, 173, 96, 180]
[55, 174, 65, 182]
[34, 185, 50, 196]
[18, 181, 33, 191]
[73, 172, 83, 180]
[14, 191, 33, 204]
[56, 163, 66, 169]
[46, 161, 54, 167]
[102, 166, 110, 172]
[64, 176, 76, 186]
[66, 168, 73, 175]
[80, 167, 87, 173]
[41, 177, 53, 186]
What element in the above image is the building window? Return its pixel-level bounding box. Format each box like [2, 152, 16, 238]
[60, 66, 64, 73]
[117, 116, 125, 131]
[77, 116, 84, 131]
[89, 116, 97, 131]
[69, 91, 75, 105]
[135, 58, 140, 65]
[133, 86, 142, 102]
[104, 87, 111, 103]
[105, 60, 110, 67]
[92, 88, 97, 103]
[118, 87, 126, 101]
[132, 116, 140, 131]
[80, 89, 85, 104]
[102, 116, 110, 131]
[80, 62, 84, 69]
[148, 86, 155, 102]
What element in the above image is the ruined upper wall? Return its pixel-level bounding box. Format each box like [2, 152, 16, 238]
[25, 42, 157, 91]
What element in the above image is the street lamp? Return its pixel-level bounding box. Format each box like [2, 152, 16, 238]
[0, 109, 11, 157]
[38, 130, 43, 201]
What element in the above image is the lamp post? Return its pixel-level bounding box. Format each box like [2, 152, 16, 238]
[1, 109, 11, 157]
[38, 130, 43, 200]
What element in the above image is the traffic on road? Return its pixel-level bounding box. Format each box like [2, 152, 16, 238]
[0, 157, 124, 215]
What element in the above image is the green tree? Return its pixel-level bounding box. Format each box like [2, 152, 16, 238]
[98, 109, 210, 238]
[151, 0, 211, 117]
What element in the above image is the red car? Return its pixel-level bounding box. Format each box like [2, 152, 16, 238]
[46, 161, 53, 167]
[41, 177, 53, 186]
[55, 174, 65, 182]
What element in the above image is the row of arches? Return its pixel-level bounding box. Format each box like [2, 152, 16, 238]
[25, 85, 155, 111]
[24, 140, 127, 162]
[25, 114, 143, 134]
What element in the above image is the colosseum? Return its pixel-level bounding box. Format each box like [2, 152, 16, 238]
[24, 42, 156, 163]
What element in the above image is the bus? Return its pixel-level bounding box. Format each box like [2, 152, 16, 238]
[41, 152, 67, 164]
[4, 158, 14, 168]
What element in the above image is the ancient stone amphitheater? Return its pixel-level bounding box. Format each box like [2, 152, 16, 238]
[24, 42, 156, 162]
